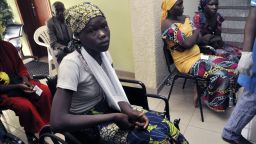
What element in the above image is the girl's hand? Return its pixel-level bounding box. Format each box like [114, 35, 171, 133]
[114, 113, 133, 130]
[128, 110, 149, 129]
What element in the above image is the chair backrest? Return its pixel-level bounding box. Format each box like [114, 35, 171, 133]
[162, 41, 175, 74]
[120, 79, 150, 110]
[33, 25, 50, 48]
[45, 76, 150, 110]
[34, 26, 59, 71]
[3, 24, 23, 50]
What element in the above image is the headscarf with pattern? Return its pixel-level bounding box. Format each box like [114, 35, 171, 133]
[161, 0, 177, 23]
[198, 0, 211, 12]
[64, 2, 104, 35]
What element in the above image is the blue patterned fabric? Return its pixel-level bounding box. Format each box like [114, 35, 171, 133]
[127, 112, 188, 144]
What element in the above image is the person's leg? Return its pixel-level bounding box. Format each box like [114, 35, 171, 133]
[222, 89, 256, 141]
[1, 96, 46, 133]
[127, 112, 188, 144]
[189, 59, 232, 111]
[209, 56, 239, 106]
[209, 56, 238, 70]
[30, 80, 52, 123]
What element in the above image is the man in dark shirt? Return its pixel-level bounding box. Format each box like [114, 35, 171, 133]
[47, 1, 73, 64]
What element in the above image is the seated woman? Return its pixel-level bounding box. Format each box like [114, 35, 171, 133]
[0, 40, 52, 144]
[161, 0, 238, 111]
[193, 0, 241, 63]
[50, 2, 188, 144]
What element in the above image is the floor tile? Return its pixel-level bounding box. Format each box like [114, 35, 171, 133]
[247, 117, 256, 143]
[184, 126, 229, 144]
[189, 106, 234, 133]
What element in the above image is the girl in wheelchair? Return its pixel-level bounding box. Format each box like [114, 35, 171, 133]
[50, 2, 188, 144]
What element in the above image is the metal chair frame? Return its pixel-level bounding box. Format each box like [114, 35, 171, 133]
[163, 42, 207, 122]
[3, 23, 37, 60]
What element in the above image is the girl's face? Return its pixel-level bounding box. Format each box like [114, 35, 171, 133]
[168, 0, 184, 17]
[78, 16, 110, 53]
[205, 0, 218, 15]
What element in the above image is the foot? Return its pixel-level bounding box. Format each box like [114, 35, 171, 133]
[25, 132, 38, 144]
[222, 136, 253, 144]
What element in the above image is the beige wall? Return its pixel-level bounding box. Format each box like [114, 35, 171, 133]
[130, 0, 168, 92]
[130, 0, 198, 91]
[50, 0, 134, 73]
[183, 0, 199, 17]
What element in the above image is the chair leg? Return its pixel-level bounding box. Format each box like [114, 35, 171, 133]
[232, 92, 237, 106]
[182, 78, 187, 89]
[167, 75, 177, 100]
[196, 80, 204, 122]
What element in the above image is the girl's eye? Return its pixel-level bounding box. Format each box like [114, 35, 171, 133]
[87, 28, 96, 33]
[101, 24, 108, 29]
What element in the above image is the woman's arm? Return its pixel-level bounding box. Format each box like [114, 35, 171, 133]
[0, 83, 34, 94]
[50, 88, 133, 131]
[181, 29, 200, 48]
[0, 84, 19, 92]
[161, 19, 200, 49]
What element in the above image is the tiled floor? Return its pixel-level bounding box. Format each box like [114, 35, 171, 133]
[1, 78, 256, 144]
[149, 79, 256, 144]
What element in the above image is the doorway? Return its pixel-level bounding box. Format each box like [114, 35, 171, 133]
[15, 0, 52, 58]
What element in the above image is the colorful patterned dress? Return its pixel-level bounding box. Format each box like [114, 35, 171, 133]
[162, 17, 238, 112]
[193, 12, 241, 63]
[69, 99, 189, 144]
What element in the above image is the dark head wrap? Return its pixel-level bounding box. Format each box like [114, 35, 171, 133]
[198, 0, 210, 12]
[64, 2, 104, 35]
[64, 2, 105, 50]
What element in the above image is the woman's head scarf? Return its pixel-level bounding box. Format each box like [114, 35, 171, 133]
[198, 0, 211, 12]
[64, 2, 104, 35]
[161, 0, 177, 23]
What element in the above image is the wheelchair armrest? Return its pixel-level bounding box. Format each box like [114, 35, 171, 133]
[39, 124, 82, 144]
[146, 94, 170, 120]
[32, 74, 49, 80]
[63, 132, 83, 144]
[39, 133, 67, 144]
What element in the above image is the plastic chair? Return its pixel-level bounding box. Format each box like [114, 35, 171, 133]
[33, 25, 58, 76]
[3, 23, 37, 60]
[163, 42, 207, 122]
